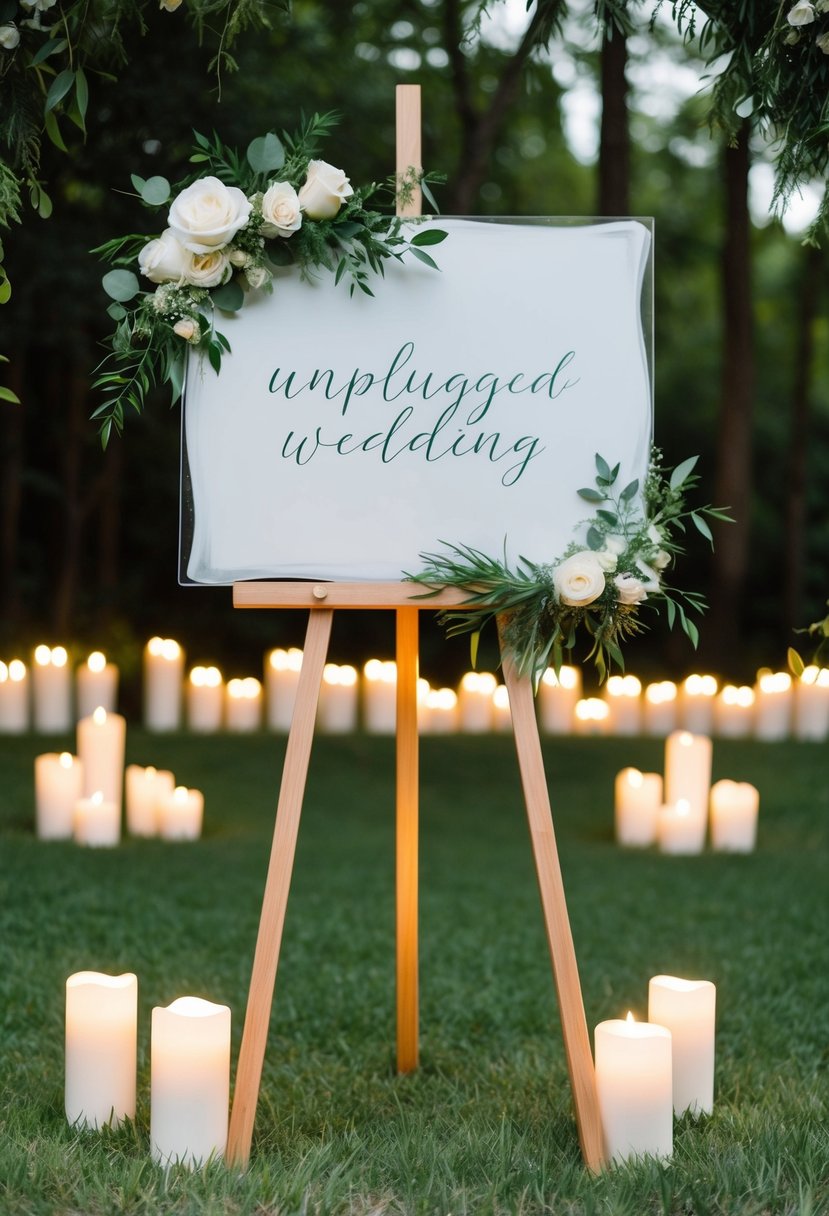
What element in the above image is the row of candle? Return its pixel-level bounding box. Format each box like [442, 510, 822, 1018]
[614, 731, 759, 853]
[3, 642, 828, 740]
[65, 972, 228, 1167]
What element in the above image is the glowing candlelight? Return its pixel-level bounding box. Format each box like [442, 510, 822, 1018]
[643, 681, 678, 736]
[74, 790, 120, 847]
[0, 658, 29, 733]
[595, 1011, 673, 1163]
[76, 705, 126, 814]
[458, 671, 498, 733]
[614, 767, 662, 846]
[714, 684, 755, 738]
[363, 659, 397, 734]
[264, 647, 303, 731]
[604, 675, 643, 735]
[33, 644, 72, 733]
[158, 785, 204, 841]
[125, 764, 175, 837]
[538, 665, 581, 734]
[664, 729, 711, 844]
[648, 975, 716, 1116]
[187, 665, 224, 733]
[492, 684, 512, 733]
[65, 971, 137, 1130]
[144, 637, 184, 731]
[420, 687, 458, 734]
[76, 651, 119, 719]
[680, 674, 718, 735]
[34, 751, 84, 840]
[709, 779, 759, 852]
[225, 677, 262, 732]
[318, 664, 359, 733]
[574, 697, 610, 735]
[657, 798, 702, 855]
[754, 670, 793, 741]
[793, 666, 829, 742]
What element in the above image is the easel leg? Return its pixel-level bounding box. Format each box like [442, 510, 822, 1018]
[395, 606, 419, 1073]
[226, 608, 334, 1168]
[499, 633, 605, 1172]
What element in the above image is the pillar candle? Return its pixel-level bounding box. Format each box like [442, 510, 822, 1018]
[793, 666, 829, 742]
[158, 786, 204, 841]
[144, 637, 184, 731]
[648, 975, 716, 1116]
[187, 666, 224, 733]
[643, 681, 678, 737]
[538, 666, 581, 734]
[76, 651, 119, 720]
[664, 730, 712, 840]
[76, 706, 126, 813]
[415, 677, 432, 732]
[709, 779, 759, 852]
[74, 791, 120, 847]
[264, 647, 303, 731]
[657, 799, 702, 854]
[420, 688, 458, 734]
[317, 664, 358, 733]
[34, 751, 84, 840]
[363, 659, 396, 734]
[33, 644, 72, 733]
[680, 674, 718, 735]
[125, 765, 175, 837]
[225, 677, 262, 732]
[0, 659, 29, 733]
[574, 698, 610, 735]
[595, 1013, 673, 1163]
[65, 971, 137, 1130]
[753, 671, 793, 741]
[614, 768, 662, 847]
[457, 671, 497, 733]
[492, 684, 512, 733]
[150, 996, 231, 1167]
[714, 685, 755, 738]
[604, 675, 643, 735]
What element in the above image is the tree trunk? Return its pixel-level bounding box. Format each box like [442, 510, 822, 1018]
[704, 123, 754, 669]
[598, 24, 630, 215]
[783, 243, 823, 637]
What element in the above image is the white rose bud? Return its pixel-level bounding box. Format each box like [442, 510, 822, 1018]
[245, 265, 270, 290]
[614, 574, 649, 606]
[168, 175, 252, 254]
[817, 29, 829, 51]
[784, 28, 801, 42]
[298, 159, 354, 221]
[653, 549, 672, 571]
[138, 228, 190, 284]
[595, 549, 618, 573]
[228, 248, 248, 267]
[0, 23, 20, 48]
[260, 181, 302, 238]
[184, 249, 232, 289]
[787, 0, 815, 24]
[552, 551, 606, 608]
[160, 0, 183, 9]
[173, 318, 200, 343]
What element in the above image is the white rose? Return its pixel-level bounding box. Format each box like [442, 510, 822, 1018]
[298, 159, 354, 221]
[553, 551, 606, 608]
[168, 176, 252, 253]
[138, 228, 190, 284]
[653, 549, 671, 571]
[173, 318, 200, 343]
[183, 249, 232, 289]
[817, 29, 829, 51]
[817, 0, 829, 10]
[20, 0, 58, 9]
[260, 181, 302, 238]
[635, 559, 661, 593]
[160, 0, 183, 9]
[787, 0, 815, 24]
[614, 574, 649, 605]
[244, 264, 270, 290]
[0, 23, 20, 48]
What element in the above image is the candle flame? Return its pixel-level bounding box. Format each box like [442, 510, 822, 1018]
[626, 1010, 635, 1024]
[174, 786, 188, 800]
[9, 660, 26, 682]
[676, 799, 691, 818]
[59, 752, 74, 769]
[91, 791, 104, 805]
[678, 731, 694, 747]
[87, 651, 106, 673]
[34, 644, 51, 666]
[52, 646, 68, 667]
[92, 706, 107, 725]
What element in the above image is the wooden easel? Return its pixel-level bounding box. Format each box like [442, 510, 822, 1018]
[225, 87, 604, 1173]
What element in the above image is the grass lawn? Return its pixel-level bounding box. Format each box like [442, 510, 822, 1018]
[0, 729, 827, 1215]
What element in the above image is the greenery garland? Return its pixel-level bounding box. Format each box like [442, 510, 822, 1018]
[409, 450, 731, 683]
[92, 112, 445, 446]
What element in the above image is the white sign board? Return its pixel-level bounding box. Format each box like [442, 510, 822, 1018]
[181, 218, 652, 584]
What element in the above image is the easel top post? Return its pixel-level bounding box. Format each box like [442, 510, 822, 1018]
[396, 84, 422, 217]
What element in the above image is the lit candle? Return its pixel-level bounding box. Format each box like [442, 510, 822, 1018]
[648, 975, 716, 1116]
[709, 779, 759, 852]
[595, 1012, 673, 1163]
[34, 751, 84, 840]
[74, 791, 120, 847]
[225, 677, 262, 732]
[680, 674, 718, 735]
[76, 706, 126, 813]
[32, 644, 72, 733]
[457, 671, 498, 733]
[125, 764, 175, 837]
[363, 659, 397, 733]
[76, 651, 119, 720]
[150, 996, 231, 1167]
[264, 647, 303, 731]
[714, 684, 755, 738]
[187, 665, 224, 733]
[318, 664, 359, 733]
[604, 675, 643, 735]
[420, 687, 458, 734]
[753, 670, 793, 741]
[144, 637, 184, 732]
[492, 684, 512, 733]
[415, 677, 431, 732]
[793, 666, 829, 742]
[643, 681, 678, 736]
[65, 971, 137, 1130]
[614, 767, 662, 847]
[657, 798, 702, 855]
[0, 659, 29, 733]
[574, 697, 610, 735]
[158, 786, 204, 841]
[664, 729, 712, 841]
[538, 665, 581, 734]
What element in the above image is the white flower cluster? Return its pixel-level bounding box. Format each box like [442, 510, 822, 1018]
[786, 0, 829, 51]
[552, 525, 671, 610]
[137, 160, 354, 339]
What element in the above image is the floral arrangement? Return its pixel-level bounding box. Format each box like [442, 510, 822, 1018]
[93, 112, 444, 446]
[410, 451, 731, 683]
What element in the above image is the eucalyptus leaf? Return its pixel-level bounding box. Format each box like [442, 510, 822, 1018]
[410, 228, 448, 247]
[409, 247, 439, 270]
[0, 386, 20, 404]
[102, 269, 140, 302]
[596, 509, 618, 526]
[586, 526, 604, 551]
[45, 70, 75, 113]
[140, 176, 171, 206]
[620, 479, 639, 502]
[578, 488, 604, 503]
[246, 132, 285, 174]
[211, 280, 244, 312]
[130, 174, 146, 193]
[670, 455, 698, 490]
[44, 110, 68, 153]
[74, 68, 89, 126]
[106, 302, 127, 321]
[691, 512, 714, 543]
[30, 37, 68, 66]
[787, 647, 805, 678]
[595, 453, 611, 482]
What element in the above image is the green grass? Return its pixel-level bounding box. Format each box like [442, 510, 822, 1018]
[0, 730, 827, 1216]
